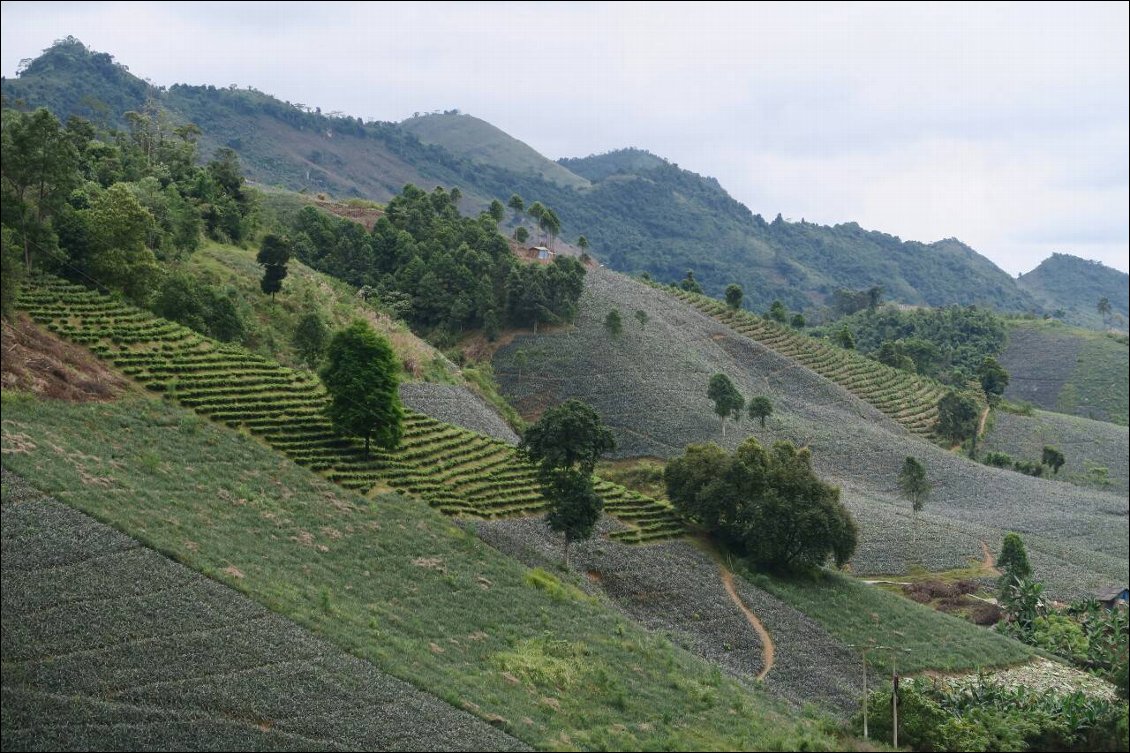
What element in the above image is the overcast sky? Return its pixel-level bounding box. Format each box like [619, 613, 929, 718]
[3, 1, 1127, 274]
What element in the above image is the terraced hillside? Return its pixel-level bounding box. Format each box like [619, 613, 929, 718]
[493, 269, 1128, 599]
[667, 287, 976, 438]
[16, 277, 682, 544]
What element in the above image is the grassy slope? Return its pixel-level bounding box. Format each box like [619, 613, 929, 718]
[0, 475, 527, 752]
[492, 270, 1129, 598]
[982, 408, 1129, 495]
[184, 242, 452, 377]
[184, 240, 523, 429]
[401, 113, 591, 191]
[0, 391, 841, 751]
[741, 569, 1033, 675]
[1001, 320, 1129, 426]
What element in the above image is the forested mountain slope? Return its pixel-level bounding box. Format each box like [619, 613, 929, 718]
[4, 37, 1050, 315]
[1017, 253, 1129, 331]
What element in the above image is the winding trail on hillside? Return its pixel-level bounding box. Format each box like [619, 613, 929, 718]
[716, 561, 775, 680]
[980, 540, 999, 574]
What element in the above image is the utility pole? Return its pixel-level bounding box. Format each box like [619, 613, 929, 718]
[847, 643, 909, 744]
[892, 652, 899, 749]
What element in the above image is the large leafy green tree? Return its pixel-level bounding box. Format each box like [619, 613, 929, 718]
[725, 283, 743, 310]
[665, 437, 857, 571]
[997, 532, 1032, 590]
[898, 456, 929, 514]
[542, 468, 604, 568]
[76, 183, 160, 302]
[748, 396, 773, 428]
[321, 321, 404, 454]
[520, 399, 616, 476]
[293, 311, 330, 368]
[520, 399, 616, 565]
[1041, 446, 1065, 475]
[257, 234, 291, 299]
[898, 455, 930, 554]
[707, 373, 744, 436]
[604, 308, 623, 338]
[936, 390, 980, 445]
[976, 356, 1009, 401]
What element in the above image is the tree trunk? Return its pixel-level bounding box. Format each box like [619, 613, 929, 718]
[563, 535, 570, 568]
[720, 416, 726, 437]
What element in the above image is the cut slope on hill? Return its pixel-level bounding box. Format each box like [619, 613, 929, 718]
[491, 269, 1128, 599]
[1017, 253, 1129, 331]
[0, 314, 128, 401]
[1001, 320, 1129, 426]
[16, 276, 682, 543]
[0, 392, 846, 750]
[982, 409, 1129, 495]
[402, 112, 591, 191]
[0, 471, 528, 752]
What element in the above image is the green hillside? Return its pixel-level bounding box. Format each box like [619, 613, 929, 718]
[16, 276, 682, 543]
[666, 285, 975, 439]
[1017, 253, 1129, 331]
[982, 408, 1129, 495]
[1, 475, 528, 751]
[491, 269, 1128, 599]
[0, 392, 839, 751]
[1001, 320, 1129, 426]
[402, 112, 591, 191]
[3, 38, 1044, 316]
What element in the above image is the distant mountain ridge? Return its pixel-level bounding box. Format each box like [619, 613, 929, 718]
[1017, 253, 1129, 331]
[3, 37, 1112, 321]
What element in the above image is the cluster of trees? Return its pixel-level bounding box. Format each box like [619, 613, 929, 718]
[1, 105, 256, 327]
[285, 185, 585, 341]
[664, 438, 857, 571]
[817, 304, 1008, 385]
[707, 373, 772, 435]
[983, 445, 1065, 478]
[996, 533, 1128, 699]
[504, 194, 562, 249]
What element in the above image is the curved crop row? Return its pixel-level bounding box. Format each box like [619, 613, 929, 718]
[18, 276, 682, 543]
[664, 287, 983, 438]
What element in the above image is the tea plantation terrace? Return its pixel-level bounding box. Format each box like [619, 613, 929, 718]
[17, 276, 683, 544]
[666, 286, 979, 438]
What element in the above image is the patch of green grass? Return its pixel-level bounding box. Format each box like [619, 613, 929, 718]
[1067, 335, 1128, 425]
[0, 390, 846, 750]
[186, 243, 450, 379]
[596, 457, 668, 500]
[741, 568, 1033, 675]
[462, 362, 527, 432]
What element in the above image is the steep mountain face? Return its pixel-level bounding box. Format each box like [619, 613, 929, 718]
[1017, 253, 1129, 330]
[401, 112, 590, 191]
[4, 39, 1044, 314]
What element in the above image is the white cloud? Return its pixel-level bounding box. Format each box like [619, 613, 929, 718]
[2, 1, 1126, 273]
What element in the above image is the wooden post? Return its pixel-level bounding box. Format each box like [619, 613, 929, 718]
[861, 649, 869, 739]
[892, 654, 899, 749]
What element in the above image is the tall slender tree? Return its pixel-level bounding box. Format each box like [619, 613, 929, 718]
[707, 373, 744, 436]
